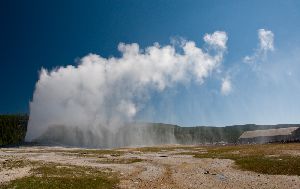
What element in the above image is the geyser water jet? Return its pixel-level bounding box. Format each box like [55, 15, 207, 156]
[26, 31, 228, 148]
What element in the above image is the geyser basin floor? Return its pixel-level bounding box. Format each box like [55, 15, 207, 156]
[0, 144, 300, 189]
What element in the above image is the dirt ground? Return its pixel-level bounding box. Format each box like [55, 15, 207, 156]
[0, 145, 299, 189]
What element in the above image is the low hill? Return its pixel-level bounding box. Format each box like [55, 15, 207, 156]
[173, 123, 300, 144]
[1, 114, 299, 147]
[118, 123, 300, 145]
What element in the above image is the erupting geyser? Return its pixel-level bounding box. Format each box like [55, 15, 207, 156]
[25, 31, 228, 147]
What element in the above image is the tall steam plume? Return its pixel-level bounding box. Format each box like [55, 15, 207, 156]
[26, 31, 228, 147]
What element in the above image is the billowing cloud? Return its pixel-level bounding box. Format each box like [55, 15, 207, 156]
[204, 31, 228, 50]
[244, 29, 274, 63]
[258, 29, 274, 51]
[26, 31, 228, 147]
[221, 77, 232, 95]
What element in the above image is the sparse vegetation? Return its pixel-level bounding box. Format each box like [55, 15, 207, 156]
[96, 158, 143, 164]
[131, 143, 300, 175]
[192, 143, 300, 176]
[0, 159, 38, 171]
[1, 163, 119, 189]
[62, 149, 124, 158]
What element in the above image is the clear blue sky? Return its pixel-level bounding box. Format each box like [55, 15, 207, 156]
[1, 0, 300, 126]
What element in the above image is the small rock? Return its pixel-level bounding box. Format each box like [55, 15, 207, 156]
[216, 174, 227, 181]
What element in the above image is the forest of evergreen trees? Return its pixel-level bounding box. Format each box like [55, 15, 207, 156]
[0, 114, 28, 146]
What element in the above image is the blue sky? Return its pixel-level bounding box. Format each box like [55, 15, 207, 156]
[1, 0, 300, 126]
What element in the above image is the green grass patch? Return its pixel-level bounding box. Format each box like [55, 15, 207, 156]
[235, 155, 300, 175]
[0, 159, 39, 171]
[1, 163, 119, 189]
[96, 158, 143, 164]
[2, 177, 117, 189]
[193, 143, 300, 176]
[57, 149, 124, 158]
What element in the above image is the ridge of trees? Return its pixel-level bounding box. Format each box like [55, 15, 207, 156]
[0, 114, 28, 146]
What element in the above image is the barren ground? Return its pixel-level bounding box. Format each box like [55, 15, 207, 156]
[0, 144, 300, 189]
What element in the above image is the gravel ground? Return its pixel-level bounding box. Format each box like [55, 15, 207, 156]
[0, 146, 299, 189]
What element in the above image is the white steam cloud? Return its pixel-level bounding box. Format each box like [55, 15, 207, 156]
[203, 31, 228, 50]
[221, 77, 231, 95]
[244, 29, 274, 63]
[258, 29, 274, 51]
[25, 31, 227, 147]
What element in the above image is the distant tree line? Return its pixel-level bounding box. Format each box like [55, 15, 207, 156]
[146, 123, 300, 145]
[0, 114, 28, 146]
[1, 114, 298, 147]
[174, 124, 300, 144]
